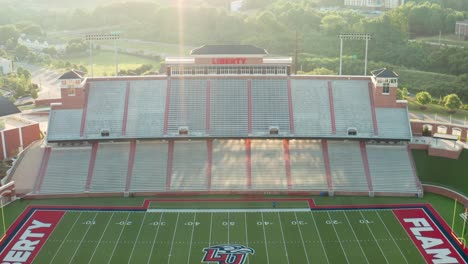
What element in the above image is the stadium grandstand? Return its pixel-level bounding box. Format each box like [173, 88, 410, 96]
[9, 44, 422, 198]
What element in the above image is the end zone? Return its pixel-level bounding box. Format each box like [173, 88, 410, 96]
[0, 210, 64, 264]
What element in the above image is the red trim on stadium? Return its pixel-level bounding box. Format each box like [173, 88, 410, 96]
[79, 84, 90, 137]
[327, 81, 336, 134]
[283, 139, 292, 190]
[207, 140, 213, 191]
[287, 78, 294, 134]
[247, 80, 252, 134]
[125, 140, 136, 192]
[245, 139, 252, 190]
[321, 140, 333, 192]
[368, 82, 379, 136]
[163, 78, 171, 135]
[166, 140, 174, 191]
[34, 147, 51, 193]
[122, 81, 130, 136]
[206, 80, 211, 133]
[85, 142, 99, 191]
[360, 141, 373, 192]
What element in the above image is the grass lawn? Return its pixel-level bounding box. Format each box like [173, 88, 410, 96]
[397, 68, 456, 95]
[412, 149, 468, 196]
[407, 97, 468, 121]
[63, 50, 160, 77]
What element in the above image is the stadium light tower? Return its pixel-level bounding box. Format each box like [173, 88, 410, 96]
[338, 33, 372, 76]
[85, 32, 121, 77]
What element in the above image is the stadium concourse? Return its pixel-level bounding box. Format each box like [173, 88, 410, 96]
[11, 45, 422, 197]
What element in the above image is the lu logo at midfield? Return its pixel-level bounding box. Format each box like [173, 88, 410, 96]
[202, 244, 255, 264]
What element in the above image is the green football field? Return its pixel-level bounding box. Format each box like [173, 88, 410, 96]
[32, 209, 425, 263]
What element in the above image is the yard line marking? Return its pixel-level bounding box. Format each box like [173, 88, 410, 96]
[228, 212, 230, 243]
[294, 212, 311, 264]
[260, 212, 270, 264]
[186, 212, 197, 264]
[69, 213, 99, 264]
[358, 211, 389, 264]
[167, 212, 180, 264]
[343, 211, 369, 264]
[309, 212, 330, 264]
[128, 212, 148, 263]
[88, 212, 115, 264]
[326, 211, 350, 264]
[245, 212, 250, 264]
[147, 213, 164, 264]
[50, 212, 83, 264]
[107, 212, 131, 264]
[277, 212, 290, 264]
[209, 212, 213, 246]
[375, 211, 409, 264]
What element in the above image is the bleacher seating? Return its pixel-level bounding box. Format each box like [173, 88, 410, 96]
[366, 144, 419, 193]
[210, 79, 248, 136]
[40, 147, 90, 194]
[126, 80, 167, 137]
[170, 141, 208, 190]
[84, 81, 126, 138]
[291, 80, 332, 136]
[251, 79, 290, 135]
[289, 140, 328, 191]
[327, 141, 369, 191]
[376, 108, 411, 139]
[211, 140, 247, 190]
[167, 79, 207, 136]
[250, 140, 287, 190]
[47, 109, 82, 141]
[332, 80, 373, 137]
[130, 141, 168, 192]
[90, 143, 129, 192]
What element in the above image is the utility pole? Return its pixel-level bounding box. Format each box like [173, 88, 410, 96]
[295, 31, 298, 75]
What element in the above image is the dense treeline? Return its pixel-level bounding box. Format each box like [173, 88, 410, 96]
[0, 1, 467, 99]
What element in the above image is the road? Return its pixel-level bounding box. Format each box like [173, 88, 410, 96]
[16, 63, 62, 100]
[409, 112, 468, 126]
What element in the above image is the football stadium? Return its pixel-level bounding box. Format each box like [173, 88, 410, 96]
[0, 44, 467, 263]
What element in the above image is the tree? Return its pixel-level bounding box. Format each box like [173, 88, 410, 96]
[306, 67, 336, 75]
[14, 45, 29, 60]
[443, 93, 462, 113]
[0, 24, 19, 45]
[416, 91, 432, 109]
[321, 14, 347, 35]
[397, 87, 409, 100]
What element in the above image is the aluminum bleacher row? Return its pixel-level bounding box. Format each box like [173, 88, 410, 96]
[46, 77, 411, 141]
[34, 140, 421, 196]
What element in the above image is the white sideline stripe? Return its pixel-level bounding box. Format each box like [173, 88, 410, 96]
[147, 208, 311, 213]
